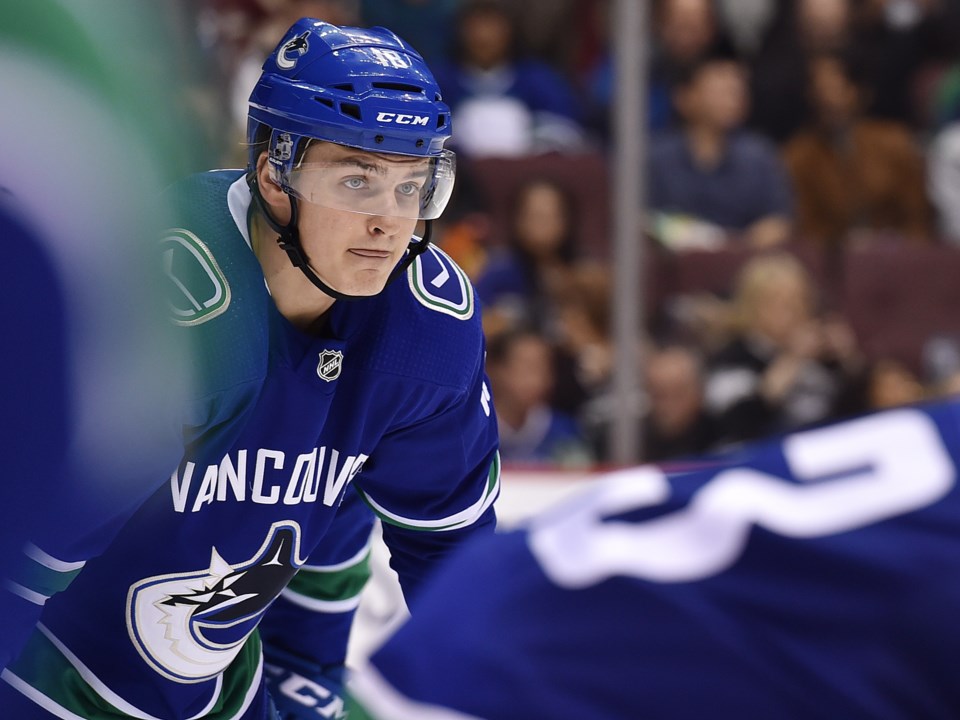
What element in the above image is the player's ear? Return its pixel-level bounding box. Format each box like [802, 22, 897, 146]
[256, 152, 289, 213]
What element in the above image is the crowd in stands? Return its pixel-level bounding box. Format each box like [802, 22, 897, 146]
[187, 0, 960, 467]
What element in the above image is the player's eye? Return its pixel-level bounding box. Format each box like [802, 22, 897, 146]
[343, 176, 368, 190]
[396, 181, 421, 197]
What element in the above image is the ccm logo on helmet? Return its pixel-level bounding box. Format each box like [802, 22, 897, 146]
[376, 112, 430, 126]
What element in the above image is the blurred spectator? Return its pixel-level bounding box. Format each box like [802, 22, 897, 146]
[653, 0, 730, 77]
[783, 51, 931, 248]
[648, 53, 794, 250]
[748, 0, 851, 143]
[750, 0, 945, 142]
[553, 263, 616, 408]
[475, 178, 580, 335]
[928, 120, 960, 244]
[937, 374, 960, 398]
[921, 0, 960, 129]
[850, 0, 945, 129]
[643, 345, 719, 462]
[512, 0, 579, 74]
[866, 358, 925, 409]
[922, 334, 960, 398]
[197, 0, 271, 71]
[715, 0, 779, 57]
[431, 156, 493, 281]
[584, 0, 734, 140]
[705, 252, 866, 446]
[660, 290, 741, 356]
[649, 0, 735, 130]
[552, 264, 626, 459]
[486, 329, 593, 467]
[359, 0, 459, 65]
[431, 0, 586, 157]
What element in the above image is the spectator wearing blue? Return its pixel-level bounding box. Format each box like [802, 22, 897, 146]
[586, 0, 736, 141]
[475, 178, 579, 334]
[648, 52, 794, 250]
[486, 328, 593, 467]
[431, 0, 585, 157]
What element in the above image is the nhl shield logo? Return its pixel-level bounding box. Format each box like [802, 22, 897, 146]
[317, 349, 343, 382]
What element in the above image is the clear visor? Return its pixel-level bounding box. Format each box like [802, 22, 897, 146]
[281, 149, 456, 221]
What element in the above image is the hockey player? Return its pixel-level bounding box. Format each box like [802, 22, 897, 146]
[0, 19, 499, 720]
[348, 399, 960, 719]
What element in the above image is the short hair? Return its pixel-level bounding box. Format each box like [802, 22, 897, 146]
[486, 327, 547, 366]
[674, 49, 744, 91]
[808, 48, 871, 91]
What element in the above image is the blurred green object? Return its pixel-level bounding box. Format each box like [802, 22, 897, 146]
[0, 0, 208, 180]
[0, 0, 110, 93]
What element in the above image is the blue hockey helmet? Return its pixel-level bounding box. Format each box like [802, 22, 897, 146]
[245, 20, 454, 300]
[248, 19, 452, 170]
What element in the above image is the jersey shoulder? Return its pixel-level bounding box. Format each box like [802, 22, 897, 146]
[363, 244, 484, 392]
[162, 170, 262, 322]
[161, 170, 271, 397]
[405, 244, 477, 323]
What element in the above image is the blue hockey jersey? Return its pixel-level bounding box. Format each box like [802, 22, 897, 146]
[349, 401, 960, 719]
[1, 171, 500, 719]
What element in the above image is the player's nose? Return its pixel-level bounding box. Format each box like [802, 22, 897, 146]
[366, 210, 404, 237]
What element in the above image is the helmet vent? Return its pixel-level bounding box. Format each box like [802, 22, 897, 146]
[437, 114, 446, 128]
[331, 83, 355, 92]
[372, 81, 424, 93]
[340, 102, 362, 121]
[314, 96, 335, 108]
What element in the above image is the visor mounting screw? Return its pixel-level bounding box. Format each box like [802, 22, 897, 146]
[375, 134, 384, 143]
[416, 139, 424, 148]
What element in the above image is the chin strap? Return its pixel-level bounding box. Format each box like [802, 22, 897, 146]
[248, 173, 431, 301]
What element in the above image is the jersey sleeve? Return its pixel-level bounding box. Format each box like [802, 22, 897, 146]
[339, 243, 501, 599]
[351, 329, 500, 601]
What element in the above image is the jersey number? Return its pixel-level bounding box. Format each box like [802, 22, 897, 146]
[529, 408, 955, 587]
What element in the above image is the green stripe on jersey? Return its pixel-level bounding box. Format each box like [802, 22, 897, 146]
[6, 627, 126, 718]
[7, 626, 262, 719]
[345, 695, 377, 720]
[287, 550, 372, 603]
[8, 558, 82, 600]
[355, 452, 500, 531]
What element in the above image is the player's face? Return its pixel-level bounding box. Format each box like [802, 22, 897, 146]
[295, 143, 427, 297]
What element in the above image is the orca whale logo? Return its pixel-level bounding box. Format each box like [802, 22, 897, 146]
[127, 522, 306, 683]
[276, 31, 310, 70]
